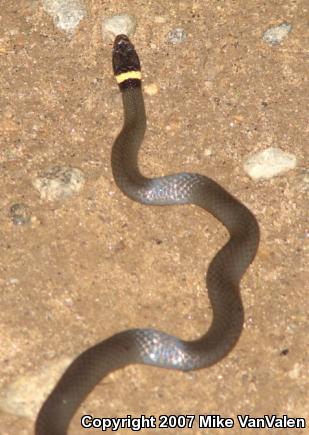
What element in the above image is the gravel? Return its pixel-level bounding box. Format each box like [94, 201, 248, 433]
[32, 166, 85, 201]
[102, 14, 136, 42]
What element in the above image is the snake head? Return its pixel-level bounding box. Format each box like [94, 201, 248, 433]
[112, 35, 141, 89]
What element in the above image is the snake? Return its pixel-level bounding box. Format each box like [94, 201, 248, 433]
[35, 35, 260, 435]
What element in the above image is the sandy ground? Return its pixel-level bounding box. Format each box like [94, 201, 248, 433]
[0, 1, 308, 434]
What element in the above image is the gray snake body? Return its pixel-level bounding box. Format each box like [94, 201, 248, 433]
[35, 35, 259, 435]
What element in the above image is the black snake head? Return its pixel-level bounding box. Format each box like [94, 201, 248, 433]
[113, 35, 141, 90]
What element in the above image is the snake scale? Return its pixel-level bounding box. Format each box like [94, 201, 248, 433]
[35, 35, 260, 435]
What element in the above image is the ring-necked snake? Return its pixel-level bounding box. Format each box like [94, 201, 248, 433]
[35, 35, 260, 435]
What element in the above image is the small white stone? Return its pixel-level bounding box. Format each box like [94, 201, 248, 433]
[144, 83, 159, 96]
[288, 363, 302, 380]
[32, 166, 85, 201]
[102, 14, 136, 42]
[167, 28, 187, 44]
[244, 147, 297, 180]
[154, 16, 166, 24]
[42, 0, 86, 34]
[204, 148, 212, 157]
[263, 22, 292, 45]
[0, 358, 71, 417]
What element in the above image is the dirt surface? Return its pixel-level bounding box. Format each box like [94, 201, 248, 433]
[0, 1, 308, 434]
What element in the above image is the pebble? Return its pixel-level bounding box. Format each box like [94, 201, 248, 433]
[167, 28, 187, 44]
[102, 14, 136, 42]
[244, 147, 297, 180]
[144, 83, 159, 96]
[9, 203, 31, 225]
[263, 22, 292, 45]
[154, 16, 166, 24]
[32, 166, 85, 201]
[41, 0, 87, 34]
[287, 363, 302, 380]
[0, 358, 71, 418]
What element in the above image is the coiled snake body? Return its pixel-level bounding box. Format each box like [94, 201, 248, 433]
[35, 35, 259, 435]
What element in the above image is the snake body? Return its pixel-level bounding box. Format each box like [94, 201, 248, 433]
[35, 35, 259, 435]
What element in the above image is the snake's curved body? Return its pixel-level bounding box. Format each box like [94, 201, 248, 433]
[35, 35, 259, 435]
